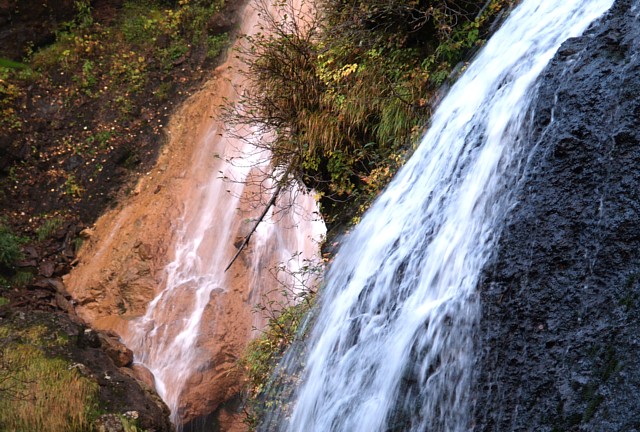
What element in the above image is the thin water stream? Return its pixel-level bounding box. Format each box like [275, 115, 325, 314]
[120, 4, 325, 426]
[263, 1, 614, 431]
[66, 1, 324, 429]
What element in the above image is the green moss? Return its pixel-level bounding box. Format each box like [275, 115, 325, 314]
[0, 58, 28, 69]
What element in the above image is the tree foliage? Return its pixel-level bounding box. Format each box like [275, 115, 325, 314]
[224, 0, 515, 229]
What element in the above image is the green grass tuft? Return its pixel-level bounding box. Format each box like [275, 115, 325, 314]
[36, 216, 65, 241]
[0, 223, 25, 268]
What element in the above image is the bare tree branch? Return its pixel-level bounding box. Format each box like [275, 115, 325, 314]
[225, 163, 293, 272]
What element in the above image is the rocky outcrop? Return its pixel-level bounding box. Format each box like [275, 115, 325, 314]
[64, 2, 323, 430]
[99, 332, 134, 367]
[72, 326, 173, 432]
[0, 308, 173, 432]
[475, 0, 640, 430]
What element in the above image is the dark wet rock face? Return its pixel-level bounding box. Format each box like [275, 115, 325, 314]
[475, 0, 640, 430]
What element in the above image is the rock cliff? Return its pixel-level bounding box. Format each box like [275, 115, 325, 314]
[475, 0, 640, 430]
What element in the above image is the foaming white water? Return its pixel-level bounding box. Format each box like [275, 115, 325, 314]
[271, 1, 613, 431]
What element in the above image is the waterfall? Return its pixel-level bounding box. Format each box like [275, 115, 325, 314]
[264, 0, 614, 431]
[117, 4, 325, 428]
[123, 133, 322, 426]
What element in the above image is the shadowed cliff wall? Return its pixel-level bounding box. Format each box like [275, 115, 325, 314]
[475, 0, 640, 430]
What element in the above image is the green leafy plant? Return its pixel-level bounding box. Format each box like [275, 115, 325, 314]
[64, 175, 84, 198]
[95, 130, 113, 148]
[240, 254, 323, 429]
[120, 414, 143, 432]
[0, 222, 25, 268]
[73, 0, 94, 29]
[207, 33, 230, 59]
[120, 3, 163, 44]
[79, 59, 97, 93]
[0, 67, 24, 131]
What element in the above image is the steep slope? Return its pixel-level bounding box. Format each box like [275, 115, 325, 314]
[0, 1, 244, 430]
[476, 0, 640, 429]
[65, 1, 324, 429]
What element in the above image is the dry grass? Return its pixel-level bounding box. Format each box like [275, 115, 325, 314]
[0, 326, 99, 432]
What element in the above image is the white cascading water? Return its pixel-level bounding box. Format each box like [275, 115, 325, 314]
[123, 120, 323, 426]
[119, 30, 325, 426]
[266, 0, 614, 431]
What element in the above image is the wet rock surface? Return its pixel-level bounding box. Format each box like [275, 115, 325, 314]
[64, 2, 323, 429]
[0, 0, 253, 430]
[99, 332, 134, 367]
[475, 0, 640, 430]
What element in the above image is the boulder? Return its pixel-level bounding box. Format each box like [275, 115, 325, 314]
[99, 333, 134, 367]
